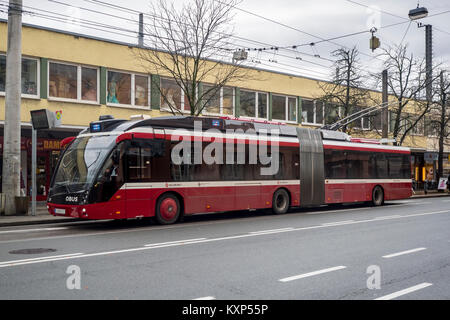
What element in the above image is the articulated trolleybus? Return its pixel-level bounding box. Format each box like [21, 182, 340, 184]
[47, 115, 412, 224]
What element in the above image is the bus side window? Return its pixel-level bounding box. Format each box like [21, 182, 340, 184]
[126, 146, 152, 182]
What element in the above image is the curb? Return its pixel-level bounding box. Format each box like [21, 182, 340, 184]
[0, 216, 80, 227]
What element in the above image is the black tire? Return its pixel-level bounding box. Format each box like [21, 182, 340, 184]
[155, 193, 181, 225]
[372, 186, 384, 206]
[272, 189, 290, 214]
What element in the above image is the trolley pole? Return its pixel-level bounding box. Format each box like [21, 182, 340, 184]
[2, 0, 22, 215]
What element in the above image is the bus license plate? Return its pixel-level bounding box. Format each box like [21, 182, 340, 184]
[55, 208, 66, 215]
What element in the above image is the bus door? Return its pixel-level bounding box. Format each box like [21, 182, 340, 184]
[297, 128, 325, 206]
[124, 138, 168, 218]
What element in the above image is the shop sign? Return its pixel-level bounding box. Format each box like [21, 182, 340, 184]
[438, 178, 448, 190]
[43, 140, 61, 150]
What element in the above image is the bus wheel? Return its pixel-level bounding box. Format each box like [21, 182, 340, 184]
[272, 189, 290, 214]
[372, 186, 384, 206]
[155, 193, 181, 225]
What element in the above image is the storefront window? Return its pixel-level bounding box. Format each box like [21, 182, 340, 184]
[107, 71, 131, 105]
[81, 67, 97, 101]
[49, 62, 77, 99]
[0, 55, 38, 96]
[161, 78, 182, 110]
[135, 75, 149, 106]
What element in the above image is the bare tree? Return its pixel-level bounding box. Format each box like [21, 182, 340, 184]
[316, 46, 371, 133]
[137, 0, 248, 116]
[374, 44, 441, 146]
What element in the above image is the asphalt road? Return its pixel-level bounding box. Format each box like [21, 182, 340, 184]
[0, 197, 449, 300]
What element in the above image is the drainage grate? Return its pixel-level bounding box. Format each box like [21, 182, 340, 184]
[9, 248, 57, 255]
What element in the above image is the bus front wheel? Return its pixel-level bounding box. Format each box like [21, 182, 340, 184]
[272, 189, 290, 214]
[372, 186, 384, 206]
[155, 193, 181, 225]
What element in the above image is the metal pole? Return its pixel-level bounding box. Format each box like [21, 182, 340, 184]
[138, 13, 144, 47]
[31, 128, 36, 216]
[382, 69, 388, 140]
[2, 0, 22, 215]
[425, 24, 432, 102]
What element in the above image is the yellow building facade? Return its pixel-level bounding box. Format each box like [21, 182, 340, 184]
[0, 20, 448, 198]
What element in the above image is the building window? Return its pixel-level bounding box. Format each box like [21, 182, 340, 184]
[107, 71, 131, 105]
[0, 55, 39, 98]
[135, 75, 149, 107]
[202, 84, 220, 114]
[324, 103, 340, 125]
[302, 99, 323, 125]
[160, 78, 182, 111]
[107, 70, 150, 108]
[240, 90, 256, 118]
[288, 97, 297, 122]
[49, 62, 78, 100]
[258, 93, 268, 119]
[49, 61, 99, 103]
[272, 95, 286, 121]
[81, 67, 98, 102]
[239, 89, 267, 119]
[223, 87, 234, 115]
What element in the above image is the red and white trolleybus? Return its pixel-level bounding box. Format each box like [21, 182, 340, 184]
[47, 116, 412, 224]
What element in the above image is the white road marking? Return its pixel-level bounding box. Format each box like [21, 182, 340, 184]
[145, 238, 207, 247]
[374, 283, 432, 300]
[0, 227, 68, 234]
[410, 201, 432, 205]
[0, 209, 448, 268]
[442, 199, 450, 202]
[250, 228, 294, 234]
[279, 266, 347, 282]
[382, 247, 427, 259]
[0, 253, 84, 268]
[193, 296, 216, 300]
[322, 220, 354, 226]
[373, 215, 402, 220]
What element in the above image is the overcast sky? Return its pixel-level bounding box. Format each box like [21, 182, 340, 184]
[2, 0, 449, 82]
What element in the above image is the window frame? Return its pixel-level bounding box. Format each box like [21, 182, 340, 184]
[48, 60, 100, 105]
[238, 89, 268, 120]
[106, 68, 150, 110]
[0, 53, 40, 99]
[159, 77, 191, 114]
[301, 99, 323, 126]
[272, 94, 298, 123]
[201, 85, 235, 117]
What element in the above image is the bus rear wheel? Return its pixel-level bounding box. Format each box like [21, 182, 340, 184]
[372, 186, 384, 206]
[272, 189, 290, 214]
[155, 193, 181, 225]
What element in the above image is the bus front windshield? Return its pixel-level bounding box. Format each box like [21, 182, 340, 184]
[51, 135, 118, 195]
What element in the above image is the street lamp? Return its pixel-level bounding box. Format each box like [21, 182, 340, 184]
[408, 6, 428, 20]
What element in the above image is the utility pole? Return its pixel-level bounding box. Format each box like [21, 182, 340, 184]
[425, 24, 432, 102]
[138, 13, 144, 47]
[381, 69, 388, 140]
[2, 0, 22, 215]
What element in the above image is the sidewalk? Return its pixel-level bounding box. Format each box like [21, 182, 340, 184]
[0, 202, 79, 227]
[0, 192, 449, 227]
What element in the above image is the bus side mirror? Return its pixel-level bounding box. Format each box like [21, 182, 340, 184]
[112, 149, 121, 164]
